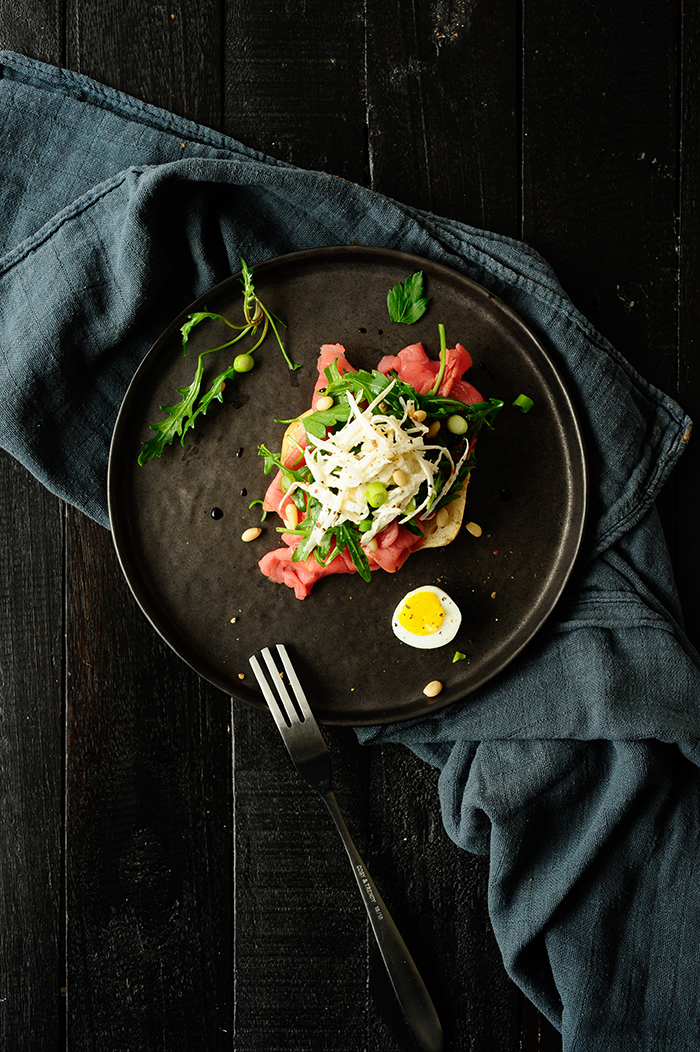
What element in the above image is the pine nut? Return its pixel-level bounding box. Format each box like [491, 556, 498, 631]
[284, 503, 299, 529]
[392, 468, 408, 487]
[436, 507, 450, 528]
[423, 680, 443, 698]
[241, 527, 262, 542]
[427, 420, 441, 437]
[465, 521, 482, 537]
[316, 395, 334, 412]
[413, 409, 427, 423]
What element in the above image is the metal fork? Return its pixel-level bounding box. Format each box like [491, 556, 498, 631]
[249, 645, 444, 1052]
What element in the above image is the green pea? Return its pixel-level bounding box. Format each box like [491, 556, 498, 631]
[447, 414, 468, 435]
[234, 353, 255, 373]
[365, 481, 388, 508]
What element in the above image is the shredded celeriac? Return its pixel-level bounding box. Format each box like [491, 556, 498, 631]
[284, 381, 470, 548]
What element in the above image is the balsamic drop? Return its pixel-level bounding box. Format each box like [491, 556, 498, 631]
[211, 507, 224, 520]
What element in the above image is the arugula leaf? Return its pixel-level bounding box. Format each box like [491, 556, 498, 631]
[301, 403, 352, 439]
[387, 271, 429, 324]
[139, 258, 300, 465]
[336, 523, 372, 581]
[138, 350, 213, 465]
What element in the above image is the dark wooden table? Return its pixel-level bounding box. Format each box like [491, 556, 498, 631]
[1, 3, 697, 1050]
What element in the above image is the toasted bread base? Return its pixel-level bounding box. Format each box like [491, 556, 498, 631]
[420, 473, 469, 548]
[280, 410, 313, 467]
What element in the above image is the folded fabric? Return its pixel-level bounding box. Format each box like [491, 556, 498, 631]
[1, 51, 698, 1051]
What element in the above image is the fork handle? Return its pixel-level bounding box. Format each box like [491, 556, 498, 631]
[322, 789, 444, 1052]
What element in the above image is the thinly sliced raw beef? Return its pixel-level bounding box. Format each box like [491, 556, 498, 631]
[258, 342, 477, 598]
[377, 342, 483, 402]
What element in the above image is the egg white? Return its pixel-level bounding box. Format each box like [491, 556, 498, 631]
[391, 585, 462, 650]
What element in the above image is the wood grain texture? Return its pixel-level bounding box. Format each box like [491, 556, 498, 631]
[64, 511, 234, 1051]
[365, 0, 520, 232]
[65, 0, 223, 127]
[522, 0, 679, 398]
[232, 710, 373, 1050]
[223, 0, 367, 179]
[0, 0, 63, 62]
[0, 453, 64, 1050]
[520, 0, 688, 673]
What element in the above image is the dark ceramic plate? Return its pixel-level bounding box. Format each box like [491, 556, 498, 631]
[108, 246, 587, 725]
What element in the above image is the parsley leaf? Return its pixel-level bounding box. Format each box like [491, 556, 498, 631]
[387, 271, 429, 324]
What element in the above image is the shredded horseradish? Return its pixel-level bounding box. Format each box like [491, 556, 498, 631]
[284, 381, 470, 548]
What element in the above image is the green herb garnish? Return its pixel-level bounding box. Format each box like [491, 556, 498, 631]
[248, 498, 268, 522]
[513, 393, 534, 413]
[387, 271, 429, 324]
[453, 651, 467, 663]
[429, 324, 448, 395]
[138, 259, 300, 465]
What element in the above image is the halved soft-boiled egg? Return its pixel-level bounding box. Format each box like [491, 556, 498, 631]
[392, 585, 462, 649]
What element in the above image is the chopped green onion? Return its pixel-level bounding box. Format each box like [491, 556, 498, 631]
[453, 651, 467, 663]
[365, 481, 388, 508]
[513, 393, 534, 413]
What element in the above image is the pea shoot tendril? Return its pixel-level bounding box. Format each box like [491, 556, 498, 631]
[138, 258, 300, 466]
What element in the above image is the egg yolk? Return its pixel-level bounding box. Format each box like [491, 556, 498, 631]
[396, 591, 445, 636]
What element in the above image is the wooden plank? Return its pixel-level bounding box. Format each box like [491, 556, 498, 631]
[0, 454, 64, 1050]
[232, 708, 373, 1051]
[0, 13, 67, 1052]
[60, 9, 230, 1049]
[64, 511, 235, 1051]
[678, 1, 700, 650]
[522, 0, 679, 375]
[223, 0, 367, 179]
[65, 0, 223, 125]
[0, 0, 64, 65]
[365, 0, 520, 231]
[521, 0, 680, 550]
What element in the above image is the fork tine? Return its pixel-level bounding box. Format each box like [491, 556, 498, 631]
[248, 653, 278, 713]
[275, 644, 313, 721]
[260, 645, 303, 724]
[249, 650, 294, 733]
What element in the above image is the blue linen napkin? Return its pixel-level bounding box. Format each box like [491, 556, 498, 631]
[1, 51, 697, 1051]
